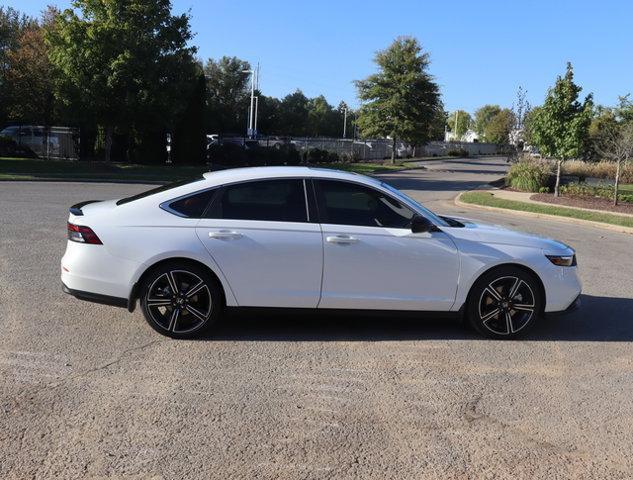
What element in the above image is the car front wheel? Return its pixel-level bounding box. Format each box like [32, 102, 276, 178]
[139, 262, 222, 338]
[467, 266, 543, 339]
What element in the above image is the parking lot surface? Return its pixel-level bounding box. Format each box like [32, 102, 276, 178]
[1, 158, 633, 479]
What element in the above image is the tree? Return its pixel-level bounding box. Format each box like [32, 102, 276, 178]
[0, 6, 37, 125]
[528, 63, 593, 196]
[47, 0, 198, 162]
[595, 122, 633, 205]
[307, 95, 337, 137]
[484, 109, 515, 145]
[204, 56, 251, 134]
[278, 89, 310, 136]
[446, 110, 472, 139]
[355, 37, 441, 163]
[3, 9, 58, 125]
[473, 105, 501, 138]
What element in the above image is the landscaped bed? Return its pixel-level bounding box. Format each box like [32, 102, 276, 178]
[531, 192, 633, 215]
[459, 191, 633, 229]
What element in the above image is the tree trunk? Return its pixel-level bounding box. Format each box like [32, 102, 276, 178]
[614, 159, 621, 206]
[104, 126, 113, 163]
[554, 158, 562, 197]
[391, 136, 396, 164]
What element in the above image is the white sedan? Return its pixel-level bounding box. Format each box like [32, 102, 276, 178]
[61, 166, 581, 339]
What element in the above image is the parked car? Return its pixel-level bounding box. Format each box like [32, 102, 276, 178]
[0, 125, 79, 158]
[61, 167, 581, 339]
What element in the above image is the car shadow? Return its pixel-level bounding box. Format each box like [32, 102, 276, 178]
[201, 294, 633, 342]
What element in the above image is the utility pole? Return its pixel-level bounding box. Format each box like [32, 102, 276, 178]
[343, 107, 347, 138]
[454, 110, 459, 140]
[254, 96, 259, 135]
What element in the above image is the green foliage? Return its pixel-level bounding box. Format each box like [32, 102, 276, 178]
[447, 147, 469, 157]
[506, 160, 551, 192]
[46, 0, 198, 161]
[204, 56, 250, 134]
[302, 147, 339, 164]
[484, 108, 515, 145]
[459, 191, 633, 228]
[0, 6, 38, 124]
[529, 63, 593, 161]
[473, 105, 501, 136]
[560, 182, 633, 203]
[355, 37, 442, 154]
[446, 110, 471, 137]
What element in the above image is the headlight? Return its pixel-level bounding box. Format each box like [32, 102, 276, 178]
[546, 254, 576, 267]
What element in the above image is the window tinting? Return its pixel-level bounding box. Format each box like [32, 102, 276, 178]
[167, 189, 216, 218]
[206, 179, 307, 222]
[116, 177, 204, 206]
[316, 180, 414, 228]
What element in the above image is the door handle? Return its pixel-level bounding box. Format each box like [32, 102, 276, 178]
[209, 230, 242, 240]
[326, 235, 358, 245]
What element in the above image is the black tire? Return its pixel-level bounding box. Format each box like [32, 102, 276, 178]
[139, 261, 223, 339]
[467, 266, 543, 339]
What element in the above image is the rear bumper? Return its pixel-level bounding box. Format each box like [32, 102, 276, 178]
[62, 282, 128, 308]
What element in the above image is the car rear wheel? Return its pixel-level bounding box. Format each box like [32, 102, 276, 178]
[139, 262, 222, 338]
[467, 266, 543, 339]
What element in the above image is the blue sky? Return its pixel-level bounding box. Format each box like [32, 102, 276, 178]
[8, 0, 633, 114]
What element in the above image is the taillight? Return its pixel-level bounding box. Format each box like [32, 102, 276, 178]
[67, 222, 103, 244]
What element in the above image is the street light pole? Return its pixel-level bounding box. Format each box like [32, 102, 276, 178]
[343, 107, 347, 138]
[243, 68, 255, 138]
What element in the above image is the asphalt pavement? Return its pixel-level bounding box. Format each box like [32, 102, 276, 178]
[1, 157, 633, 479]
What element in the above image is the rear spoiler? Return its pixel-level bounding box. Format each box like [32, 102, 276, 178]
[69, 200, 102, 216]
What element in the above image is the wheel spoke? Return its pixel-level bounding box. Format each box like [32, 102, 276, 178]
[166, 271, 178, 295]
[508, 277, 521, 299]
[505, 311, 513, 334]
[185, 281, 205, 298]
[484, 286, 502, 301]
[185, 304, 208, 322]
[147, 299, 172, 307]
[513, 304, 534, 312]
[481, 308, 501, 323]
[168, 307, 180, 332]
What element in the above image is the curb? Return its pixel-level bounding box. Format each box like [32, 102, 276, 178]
[454, 191, 633, 236]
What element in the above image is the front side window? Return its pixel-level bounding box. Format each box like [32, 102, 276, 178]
[316, 180, 415, 228]
[205, 179, 307, 222]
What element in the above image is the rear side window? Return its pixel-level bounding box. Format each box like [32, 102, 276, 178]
[116, 177, 204, 206]
[316, 180, 414, 228]
[165, 189, 217, 218]
[206, 179, 307, 222]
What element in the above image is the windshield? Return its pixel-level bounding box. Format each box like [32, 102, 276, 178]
[380, 182, 450, 228]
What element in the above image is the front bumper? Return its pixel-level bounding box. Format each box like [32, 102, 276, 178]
[546, 293, 581, 316]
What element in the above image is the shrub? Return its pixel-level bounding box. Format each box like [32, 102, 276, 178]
[303, 148, 339, 164]
[561, 160, 633, 183]
[506, 160, 551, 192]
[447, 148, 469, 157]
[559, 182, 633, 203]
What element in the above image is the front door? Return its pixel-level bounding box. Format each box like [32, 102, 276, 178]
[196, 178, 323, 308]
[314, 179, 459, 311]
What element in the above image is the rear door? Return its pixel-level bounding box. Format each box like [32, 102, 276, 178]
[314, 179, 459, 311]
[195, 178, 323, 308]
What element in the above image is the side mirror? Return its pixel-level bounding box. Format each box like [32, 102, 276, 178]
[411, 215, 436, 234]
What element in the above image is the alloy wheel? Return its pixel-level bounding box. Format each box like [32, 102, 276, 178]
[145, 270, 212, 334]
[477, 275, 536, 336]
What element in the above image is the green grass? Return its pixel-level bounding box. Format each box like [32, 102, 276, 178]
[0, 157, 413, 183]
[460, 191, 633, 229]
[619, 184, 633, 193]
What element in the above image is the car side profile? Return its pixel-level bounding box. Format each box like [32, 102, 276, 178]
[61, 166, 581, 339]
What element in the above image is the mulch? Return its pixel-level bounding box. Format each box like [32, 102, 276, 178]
[531, 193, 633, 215]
